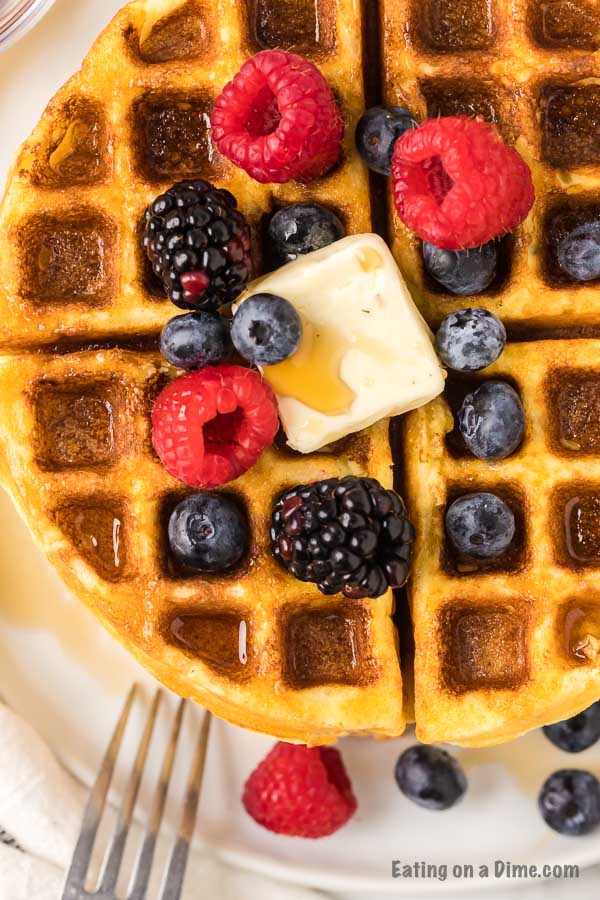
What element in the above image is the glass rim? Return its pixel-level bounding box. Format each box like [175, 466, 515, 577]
[0, 0, 56, 50]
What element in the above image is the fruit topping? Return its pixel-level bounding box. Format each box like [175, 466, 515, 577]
[543, 701, 600, 754]
[457, 381, 525, 460]
[143, 179, 252, 310]
[243, 741, 357, 838]
[160, 310, 232, 370]
[445, 492, 515, 560]
[394, 746, 467, 811]
[211, 50, 343, 184]
[355, 105, 418, 175]
[435, 308, 506, 372]
[231, 293, 302, 366]
[538, 770, 600, 836]
[270, 476, 415, 599]
[168, 492, 249, 573]
[391, 116, 535, 250]
[267, 203, 345, 268]
[152, 365, 279, 488]
[557, 220, 600, 283]
[423, 241, 498, 295]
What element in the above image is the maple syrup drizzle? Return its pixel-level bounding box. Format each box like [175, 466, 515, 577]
[264, 320, 356, 415]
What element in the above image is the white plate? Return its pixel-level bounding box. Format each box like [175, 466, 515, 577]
[1, 2, 600, 895]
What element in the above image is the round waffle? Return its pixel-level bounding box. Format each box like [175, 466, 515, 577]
[0, 0, 599, 747]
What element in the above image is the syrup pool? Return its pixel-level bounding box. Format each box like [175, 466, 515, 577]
[0, 488, 141, 692]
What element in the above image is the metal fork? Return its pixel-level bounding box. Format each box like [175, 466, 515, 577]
[62, 686, 211, 900]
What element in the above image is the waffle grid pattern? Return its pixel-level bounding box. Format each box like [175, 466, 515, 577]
[0, 348, 403, 741]
[0, 0, 409, 743]
[0, 0, 372, 350]
[404, 340, 600, 745]
[381, 0, 600, 332]
[0, 0, 598, 745]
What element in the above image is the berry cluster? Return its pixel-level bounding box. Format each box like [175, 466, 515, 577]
[242, 701, 600, 841]
[356, 105, 537, 296]
[270, 476, 415, 599]
[143, 180, 251, 310]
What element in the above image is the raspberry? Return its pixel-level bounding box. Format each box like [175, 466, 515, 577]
[211, 50, 343, 184]
[243, 742, 357, 838]
[152, 364, 279, 488]
[391, 116, 535, 250]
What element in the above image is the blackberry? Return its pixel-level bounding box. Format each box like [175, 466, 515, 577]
[143, 179, 252, 311]
[270, 476, 415, 599]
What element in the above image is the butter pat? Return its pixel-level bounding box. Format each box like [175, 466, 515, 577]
[238, 234, 445, 454]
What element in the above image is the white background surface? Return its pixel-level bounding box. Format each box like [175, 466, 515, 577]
[0, 1, 599, 897]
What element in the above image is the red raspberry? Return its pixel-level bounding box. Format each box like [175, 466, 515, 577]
[391, 116, 535, 250]
[242, 742, 357, 838]
[152, 364, 279, 488]
[211, 50, 343, 184]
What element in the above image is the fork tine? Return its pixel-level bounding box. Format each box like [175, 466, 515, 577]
[127, 698, 186, 900]
[158, 711, 212, 900]
[97, 689, 163, 895]
[61, 684, 137, 900]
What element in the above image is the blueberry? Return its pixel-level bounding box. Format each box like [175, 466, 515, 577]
[557, 221, 600, 282]
[423, 242, 498, 295]
[267, 203, 345, 267]
[160, 310, 231, 369]
[232, 293, 302, 366]
[543, 702, 600, 753]
[539, 770, 600, 836]
[445, 492, 515, 560]
[355, 105, 418, 175]
[458, 381, 525, 460]
[168, 493, 249, 573]
[436, 308, 506, 372]
[394, 745, 467, 811]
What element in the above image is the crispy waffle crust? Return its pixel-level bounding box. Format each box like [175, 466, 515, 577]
[384, 0, 600, 745]
[0, 0, 599, 747]
[405, 340, 600, 746]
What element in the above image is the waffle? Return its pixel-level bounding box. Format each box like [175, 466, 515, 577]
[405, 339, 600, 746]
[0, 0, 373, 351]
[0, 0, 406, 743]
[0, 0, 599, 748]
[385, 0, 600, 745]
[380, 0, 600, 334]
